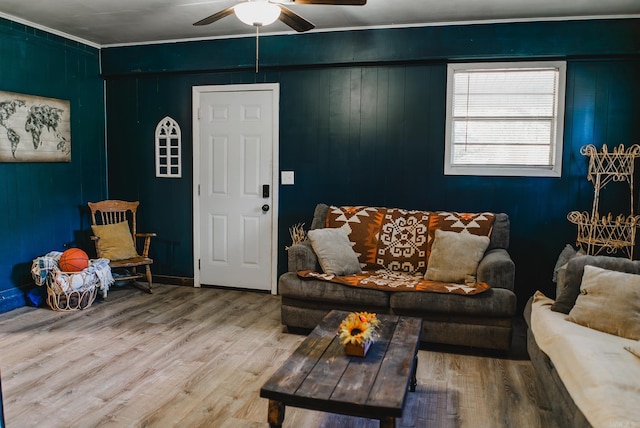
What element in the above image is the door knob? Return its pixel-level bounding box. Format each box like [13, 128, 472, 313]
[262, 204, 270, 212]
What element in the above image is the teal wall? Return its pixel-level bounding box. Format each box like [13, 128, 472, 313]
[101, 19, 639, 313]
[0, 19, 106, 312]
[1, 16, 637, 315]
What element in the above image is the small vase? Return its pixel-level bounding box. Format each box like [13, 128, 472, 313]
[344, 340, 372, 357]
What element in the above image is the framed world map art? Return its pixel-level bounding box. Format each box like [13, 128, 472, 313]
[0, 91, 71, 162]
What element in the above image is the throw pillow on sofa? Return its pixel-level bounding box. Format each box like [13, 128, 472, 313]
[325, 205, 384, 269]
[567, 265, 640, 340]
[552, 244, 578, 283]
[308, 228, 362, 276]
[552, 255, 640, 314]
[427, 211, 495, 261]
[424, 229, 490, 283]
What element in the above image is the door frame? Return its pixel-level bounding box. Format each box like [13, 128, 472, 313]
[192, 83, 280, 294]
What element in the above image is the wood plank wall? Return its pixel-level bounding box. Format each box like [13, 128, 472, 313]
[1, 17, 638, 313]
[0, 18, 106, 312]
[103, 26, 640, 311]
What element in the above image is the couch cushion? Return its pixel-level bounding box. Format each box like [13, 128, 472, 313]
[567, 265, 640, 340]
[297, 269, 490, 295]
[308, 228, 361, 275]
[553, 244, 578, 283]
[425, 229, 490, 283]
[390, 287, 516, 317]
[375, 208, 430, 274]
[553, 244, 584, 299]
[279, 272, 389, 307]
[552, 255, 640, 314]
[326, 205, 385, 269]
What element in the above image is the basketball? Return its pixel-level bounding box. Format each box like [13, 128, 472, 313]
[59, 248, 89, 272]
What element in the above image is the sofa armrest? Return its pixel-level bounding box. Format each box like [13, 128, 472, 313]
[287, 242, 321, 272]
[477, 248, 515, 291]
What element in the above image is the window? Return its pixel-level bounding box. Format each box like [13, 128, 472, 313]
[155, 116, 182, 178]
[445, 61, 566, 177]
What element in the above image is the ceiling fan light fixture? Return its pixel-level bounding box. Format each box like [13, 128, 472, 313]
[234, 2, 281, 26]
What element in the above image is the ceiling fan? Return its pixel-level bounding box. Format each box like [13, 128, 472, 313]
[193, 0, 367, 33]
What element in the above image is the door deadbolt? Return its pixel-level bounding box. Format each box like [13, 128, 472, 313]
[262, 204, 270, 212]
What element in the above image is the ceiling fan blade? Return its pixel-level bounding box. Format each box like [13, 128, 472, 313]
[193, 6, 235, 26]
[278, 5, 315, 32]
[292, 0, 366, 5]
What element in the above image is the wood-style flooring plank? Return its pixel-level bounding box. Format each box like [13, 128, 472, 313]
[0, 284, 555, 427]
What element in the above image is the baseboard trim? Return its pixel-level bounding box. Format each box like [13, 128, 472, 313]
[153, 275, 194, 287]
[0, 277, 197, 314]
[0, 284, 30, 314]
[200, 284, 270, 294]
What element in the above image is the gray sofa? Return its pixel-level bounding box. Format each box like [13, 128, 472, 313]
[524, 254, 640, 428]
[279, 204, 517, 351]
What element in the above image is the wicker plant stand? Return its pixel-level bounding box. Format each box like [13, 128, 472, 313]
[568, 143, 640, 259]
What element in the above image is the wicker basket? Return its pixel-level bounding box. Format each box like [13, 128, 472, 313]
[32, 251, 113, 312]
[44, 270, 98, 312]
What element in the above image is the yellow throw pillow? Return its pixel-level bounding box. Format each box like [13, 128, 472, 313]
[91, 221, 138, 261]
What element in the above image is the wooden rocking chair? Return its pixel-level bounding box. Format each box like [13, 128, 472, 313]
[88, 200, 156, 293]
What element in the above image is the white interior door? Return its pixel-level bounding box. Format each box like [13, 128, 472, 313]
[193, 84, 279, 292]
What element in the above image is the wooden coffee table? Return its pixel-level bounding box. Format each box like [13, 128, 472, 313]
[260, 310, 422, 428]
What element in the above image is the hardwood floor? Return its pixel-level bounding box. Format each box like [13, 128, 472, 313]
[0, 284, 556, 427]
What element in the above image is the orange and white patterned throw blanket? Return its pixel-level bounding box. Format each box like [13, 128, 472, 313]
[325, 206, 495, 275]
[297, 269, 490, 295]
[299, 206, 496, 295]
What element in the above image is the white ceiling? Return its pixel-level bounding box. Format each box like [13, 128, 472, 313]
[1, 0, 639, 48]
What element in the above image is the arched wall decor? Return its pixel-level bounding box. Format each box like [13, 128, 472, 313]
[155, 116, 182, 178]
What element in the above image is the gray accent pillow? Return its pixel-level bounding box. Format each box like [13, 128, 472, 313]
[310, 203, 329, 230]
[425, 229, 490, 283]
[308, 228, 361, 276]
[553, 244, 577, 283]
[567, 265, 640, 340]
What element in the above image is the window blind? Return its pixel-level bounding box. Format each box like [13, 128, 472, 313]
[451, 67, 561, 168]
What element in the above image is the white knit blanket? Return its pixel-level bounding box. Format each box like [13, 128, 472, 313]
[31, 251, 114, 298]
[530, 291, 640, 428]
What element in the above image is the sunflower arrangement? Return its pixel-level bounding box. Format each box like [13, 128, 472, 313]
[338, 312, 381, 346]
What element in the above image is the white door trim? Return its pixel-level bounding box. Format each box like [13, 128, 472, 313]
[192, 83, 280, 294]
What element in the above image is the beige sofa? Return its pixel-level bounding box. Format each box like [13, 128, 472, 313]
[525, 255, 640, 427]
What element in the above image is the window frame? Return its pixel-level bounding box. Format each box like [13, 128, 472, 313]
[444, 61, 567, 177]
